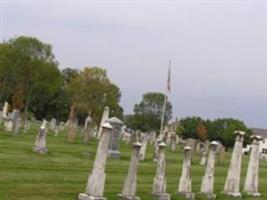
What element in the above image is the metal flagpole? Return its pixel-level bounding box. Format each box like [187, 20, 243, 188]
[159, 60, 171, 138]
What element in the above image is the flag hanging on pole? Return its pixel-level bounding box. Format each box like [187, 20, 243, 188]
[167, 60, 171, 93]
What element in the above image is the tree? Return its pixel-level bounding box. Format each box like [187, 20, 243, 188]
[177, 116, 205, 140]
[68, 66, 123, 124]
[177, 117, 252, 149]
[126, 92, 172, 132]
[0, 36, 63, 120]
[212, 118, 252, 149]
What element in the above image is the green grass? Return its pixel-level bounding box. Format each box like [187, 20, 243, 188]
[0, 125, 266, 200]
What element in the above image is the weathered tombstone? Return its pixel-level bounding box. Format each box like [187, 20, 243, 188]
[0, 111, 3, 123]
[118, 142, 142, 200]
[67, 104, 77, 142]
[11, 109, 20, 133]
[150, 131, 157, 146]
[177, 146, 195, 199]
[5, 113, 13, 132]
[49, 118, 56, 131]
[97, 106, 109, 139]
[186, 138, 196, 153]
[54, 126, 60, 136]
[152, 141, 170, 200]
[223, 130, 245, 197]
[107, 116, 123, 159]
[170, 132, 177, 151]
[200, 141, 218, 199]
[83, 114, 94, 143]
[195, 140, 202, 153]
[78, 122, 113, 200]
[153, 138, 162, 162]
[200, 151, 207, 166]
[243, 135, 262, 197]
[2, 101, 8, 118]
[23, 120, 31, 133]
[13, 117, 21, 135]
[217, 141, 225, 165]
[33, 120, 48, 153]
[59, 121, 65, 131]
[165, 132, 171, 147]
[139, 134, 149, 161]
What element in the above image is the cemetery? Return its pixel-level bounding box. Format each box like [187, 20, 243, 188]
[0, 109, 267, 200]
[0, 2, 266, 200]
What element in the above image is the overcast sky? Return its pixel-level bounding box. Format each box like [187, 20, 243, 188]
[1, 0, 267, 128]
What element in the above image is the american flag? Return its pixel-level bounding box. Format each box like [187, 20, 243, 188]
[167, 60, 171, 93]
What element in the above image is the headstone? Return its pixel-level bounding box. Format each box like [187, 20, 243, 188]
[152, 142, 170, 200]
[153, 138, 162, 162]
[83, 114, 94, 143]
[223, 130, 245, 197]
[5, 113, 13, 132]
[97, 106, 109, 139]
[2, 101, 8, 118]
[200, 151, 207, 166]
[186, 138, 196, 153]
[165, 132, 171, 147]
[23, 120, 31, 133]
[0, 111, 3, 123]
[107, 116, 123, 159]
[49, 118, 56, 131]
[200, 141, 218, 198]
[13, 117, 21, 135]
[170, 132, 177, 151]
[177, 146, 195, 199]
[118, 142, 142, 200]
[78, 122, 113, 200]
[243, 135, 262, 197]
[11, 109, 20, 134]
[59, 121, 65, 131]
[139, 134, 148, 161]
[54, 126, 60, 136]
[33, 120, 48, 153]
[217, 142, 225, 165]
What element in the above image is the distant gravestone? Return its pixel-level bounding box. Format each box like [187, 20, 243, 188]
[0, 111, 3, 123]
[97, 106, 109, 139]
[107, 116, 123, 159]
[170, 132, 177, 151]
[83, 114, 94, 143]
[33, 120, 48, 153]
[49, 118, 56, 131]
[2, 102, 8, 118]
[223, 131, 245, 198]
[139, 134, 148, 161]
[13, 117, 21, 135]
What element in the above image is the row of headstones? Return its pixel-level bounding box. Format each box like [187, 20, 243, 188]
[78, 127, 262, 200]
[0, 102, 22, 135]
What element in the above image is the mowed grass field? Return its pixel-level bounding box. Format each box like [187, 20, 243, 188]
[0, 125, 267, 200]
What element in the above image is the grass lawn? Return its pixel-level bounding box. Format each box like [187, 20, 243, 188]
[0, 125, 266, 200]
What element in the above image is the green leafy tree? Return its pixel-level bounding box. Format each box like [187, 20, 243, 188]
[68, 66, 123, 124]
[0, 36, 63, 119]
[177, 116, 205, 139]
[212, 118, 252, 149]
[126, 92, 172, 132]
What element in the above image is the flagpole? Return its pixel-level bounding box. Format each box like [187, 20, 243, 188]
[159, 60, 171, 138]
